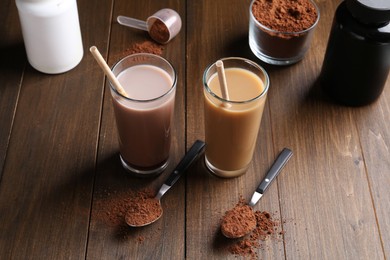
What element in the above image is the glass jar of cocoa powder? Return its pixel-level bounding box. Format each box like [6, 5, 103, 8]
[249, 0, 320, 65]
[320, 0, 390, 106]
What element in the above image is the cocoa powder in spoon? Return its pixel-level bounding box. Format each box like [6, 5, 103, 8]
[93, 189, 162, 229]
[228, 210, 283, 258]
[125, 192, 162, 226]
[221, 197, 285, 258]
[221, 199, 256, 238]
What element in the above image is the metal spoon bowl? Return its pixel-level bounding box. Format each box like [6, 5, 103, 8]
[125, 140, 205, 227]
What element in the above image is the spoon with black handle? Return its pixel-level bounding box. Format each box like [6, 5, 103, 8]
[221, 148, 293, 238]
[125, 140, 206, 227]
[248, 148, 293, 207]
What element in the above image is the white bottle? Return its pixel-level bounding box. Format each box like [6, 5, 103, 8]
[16, 0, 84, 74]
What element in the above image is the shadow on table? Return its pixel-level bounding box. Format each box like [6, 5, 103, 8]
[0, 42, 26, 71]
[212, 228, 241, 254]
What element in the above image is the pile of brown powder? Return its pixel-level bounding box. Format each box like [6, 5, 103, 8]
[93, 188, 157, 229]
[93, 188, 163, 242]
[109, 40, 165, 66]
[122, 40, 164, 57]
[93, 189, 137, 227]
[222, 198, 285, 259]
[125, 192, 162, 226]
[252, 0, 318, 33]
[149, 19, 170, 44]
[221, 199, 256, 238]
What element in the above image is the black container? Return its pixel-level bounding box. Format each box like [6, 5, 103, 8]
[320, 0, 390, 106]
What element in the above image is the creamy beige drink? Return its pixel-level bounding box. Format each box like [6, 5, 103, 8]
[110, 54, 176, 176]
[203, 58, 269, 177]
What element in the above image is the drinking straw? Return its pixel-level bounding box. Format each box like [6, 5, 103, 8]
[89, 46, 129, 98]
[216, 60, 230, 107]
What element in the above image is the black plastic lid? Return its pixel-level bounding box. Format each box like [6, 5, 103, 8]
[346, 0, 390, 24]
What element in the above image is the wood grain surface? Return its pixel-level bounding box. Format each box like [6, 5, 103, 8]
[0, 0, 389, 259]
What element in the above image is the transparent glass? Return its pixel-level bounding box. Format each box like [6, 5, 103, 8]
[203, 57, 269, 178]
[248, 0, 320, 65]
[109, 53, 177, 177]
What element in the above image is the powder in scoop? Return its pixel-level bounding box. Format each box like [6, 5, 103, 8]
[125, 192, 162, 226]
[149, 19, 170, 43]
[221, 199, 256, 238]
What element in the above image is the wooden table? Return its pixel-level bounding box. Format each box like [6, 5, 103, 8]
[1, 0, 389, 259]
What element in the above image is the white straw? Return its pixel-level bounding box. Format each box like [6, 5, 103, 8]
[216, 60, 230, 106]
[89, 46, 129, 98]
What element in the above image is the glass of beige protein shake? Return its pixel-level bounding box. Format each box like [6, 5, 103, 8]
[203, 57, 269, 178]
[109, 53, 177, 177]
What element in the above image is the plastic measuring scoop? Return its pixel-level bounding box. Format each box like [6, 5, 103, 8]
[117, 8, 182, 44]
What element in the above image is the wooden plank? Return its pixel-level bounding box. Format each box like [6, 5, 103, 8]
[270, 0, 385, 259]
[0, 0, 387, 259]
[186, 0, 284, 259]
[354, 76, 390, 257]
[0, 0, 25, 179]
[86, 0, 186, 259]
[0, 0, 113, 258]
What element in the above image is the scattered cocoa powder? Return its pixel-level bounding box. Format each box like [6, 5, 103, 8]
[252, 0, 318, 33]
[109, 40, 165, 66]
[93, 188, 159, 228]
[122, 40, 165, 57]
[149, 19, 170, 44]
[222, 198, 285, 259]
[220, 199, 256, 238]
[92, 188, 166, 242]
[229, 239, 260, 259]
[93, 189, 134, 227]
[125, 193, 162, 226]
[252, 210, 281, 241]
[137, 235, 145, 244]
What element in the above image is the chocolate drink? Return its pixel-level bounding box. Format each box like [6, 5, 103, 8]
[112, 64, 175, 171]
